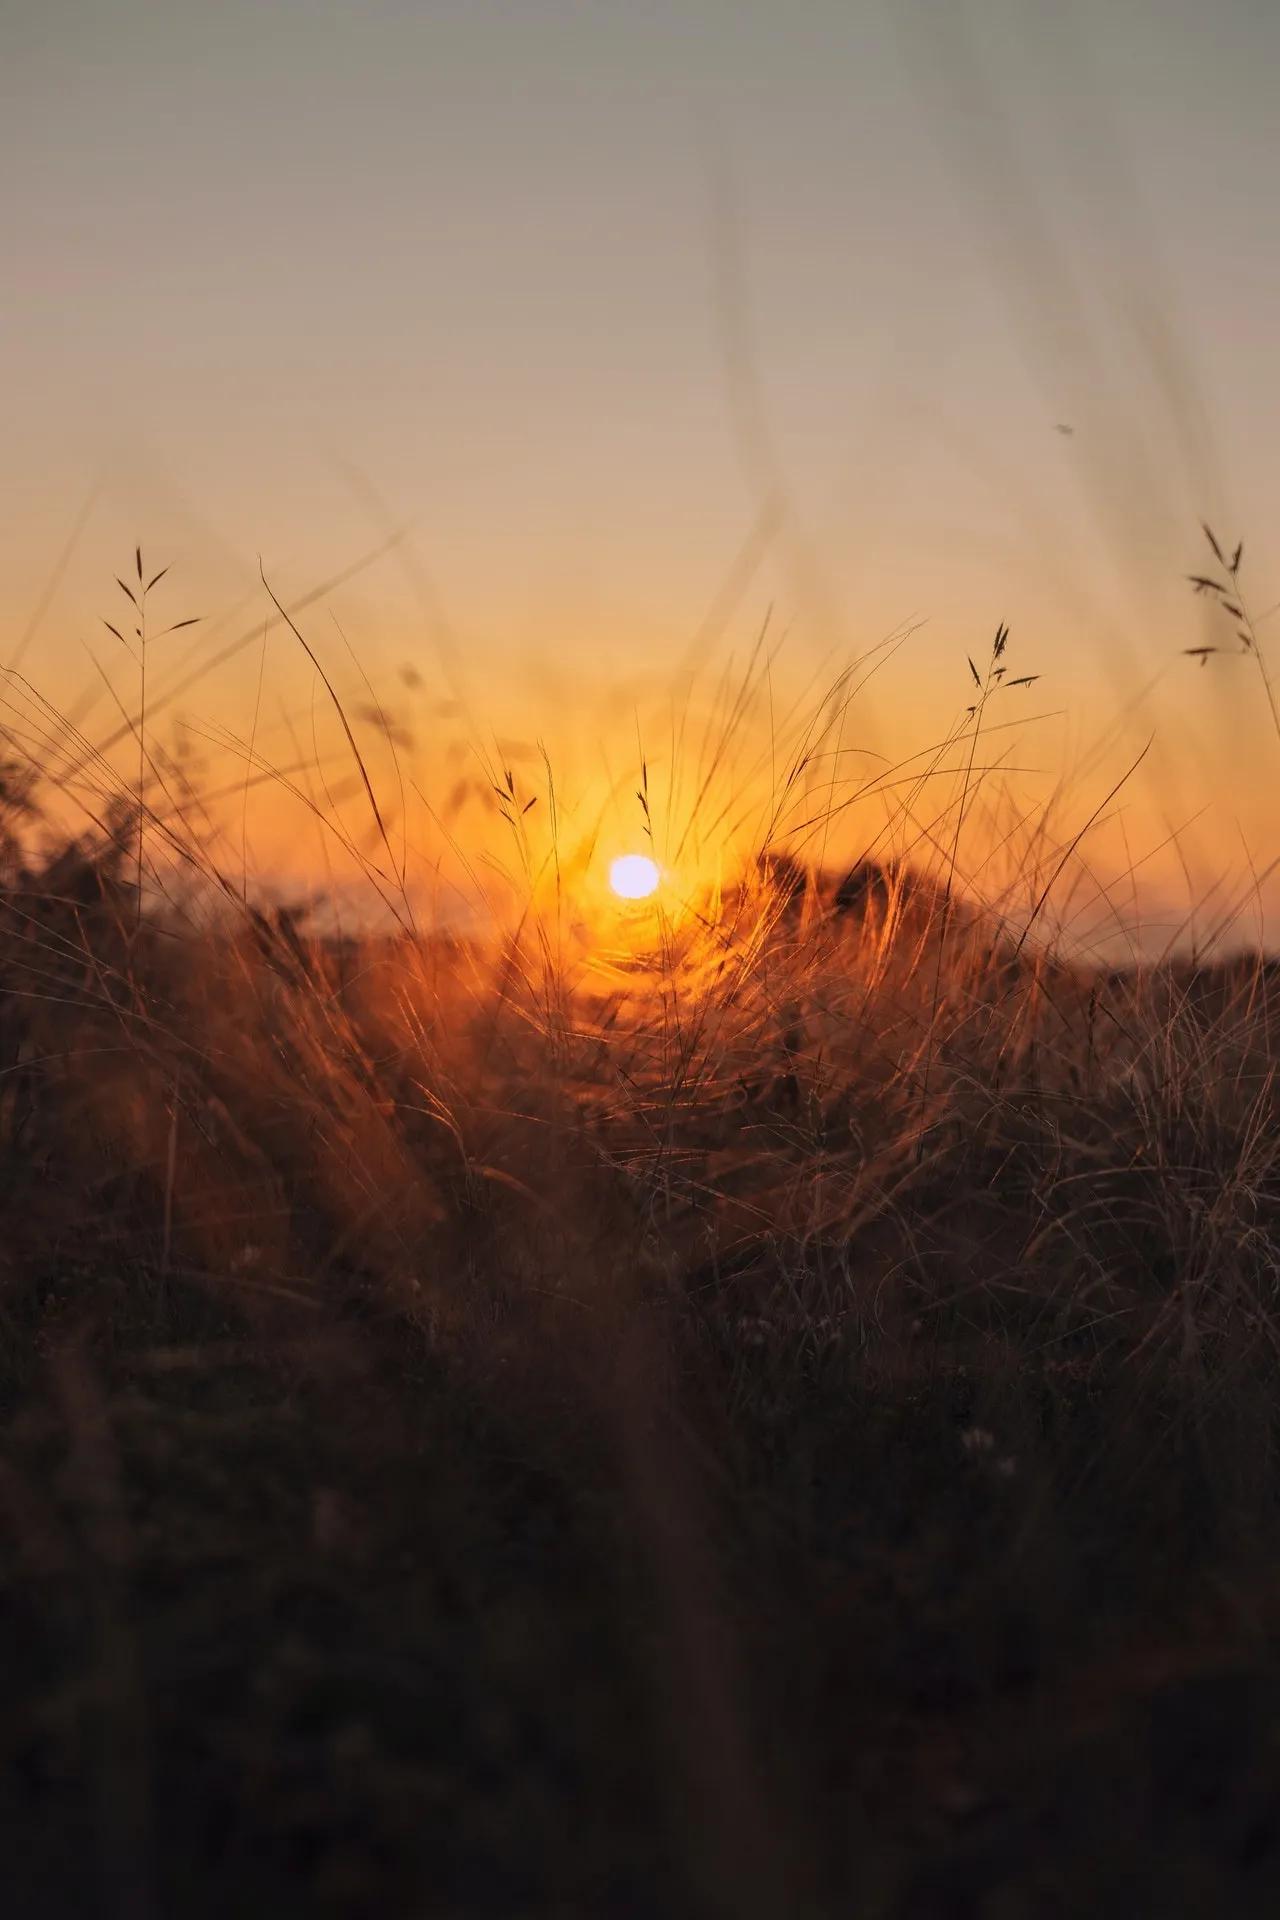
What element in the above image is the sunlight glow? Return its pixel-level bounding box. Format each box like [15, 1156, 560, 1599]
[609, 853, 661, 901]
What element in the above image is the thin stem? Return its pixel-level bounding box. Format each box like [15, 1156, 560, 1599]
[1239, 590, 1280, 755]
[137, 597, 147, 929]
[919, 645, 995, 1141]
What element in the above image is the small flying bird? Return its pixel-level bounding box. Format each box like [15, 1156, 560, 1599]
[1054, 422, 1074, 436]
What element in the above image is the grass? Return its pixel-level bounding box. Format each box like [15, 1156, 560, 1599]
[4, 546, 1280, 1917]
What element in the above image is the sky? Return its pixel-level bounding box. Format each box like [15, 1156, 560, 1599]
[4, 0, 1280, 944]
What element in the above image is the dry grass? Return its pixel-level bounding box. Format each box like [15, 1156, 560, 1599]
[4, 550, 1280, 1916]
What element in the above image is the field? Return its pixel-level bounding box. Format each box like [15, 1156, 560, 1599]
[4, 585, 1280, 1919]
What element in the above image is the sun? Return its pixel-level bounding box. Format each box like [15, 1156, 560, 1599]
[609, 853, 661, 901]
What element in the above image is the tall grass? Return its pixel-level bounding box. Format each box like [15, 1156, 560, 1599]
[5, 539, 1280, 1914]
[3, 545, 1277, 1391]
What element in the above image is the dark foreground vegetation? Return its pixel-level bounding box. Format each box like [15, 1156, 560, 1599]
[4, 649, 1280, 1911]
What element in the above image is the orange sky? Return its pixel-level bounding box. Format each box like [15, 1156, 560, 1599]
[5, 2, 1280, 953]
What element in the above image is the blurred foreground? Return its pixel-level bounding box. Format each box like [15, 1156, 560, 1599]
[3, 791, 1280, 1916]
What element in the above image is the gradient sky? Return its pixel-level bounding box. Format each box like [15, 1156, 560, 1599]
[5, 0, 1280, 942]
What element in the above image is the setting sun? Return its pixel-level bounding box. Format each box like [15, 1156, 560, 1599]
[609, 853, 660, 900]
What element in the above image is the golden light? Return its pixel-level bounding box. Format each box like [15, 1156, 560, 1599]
[609, 853, 661, 901]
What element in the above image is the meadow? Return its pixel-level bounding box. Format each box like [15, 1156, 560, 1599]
[4, 539, 1280, 1917]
